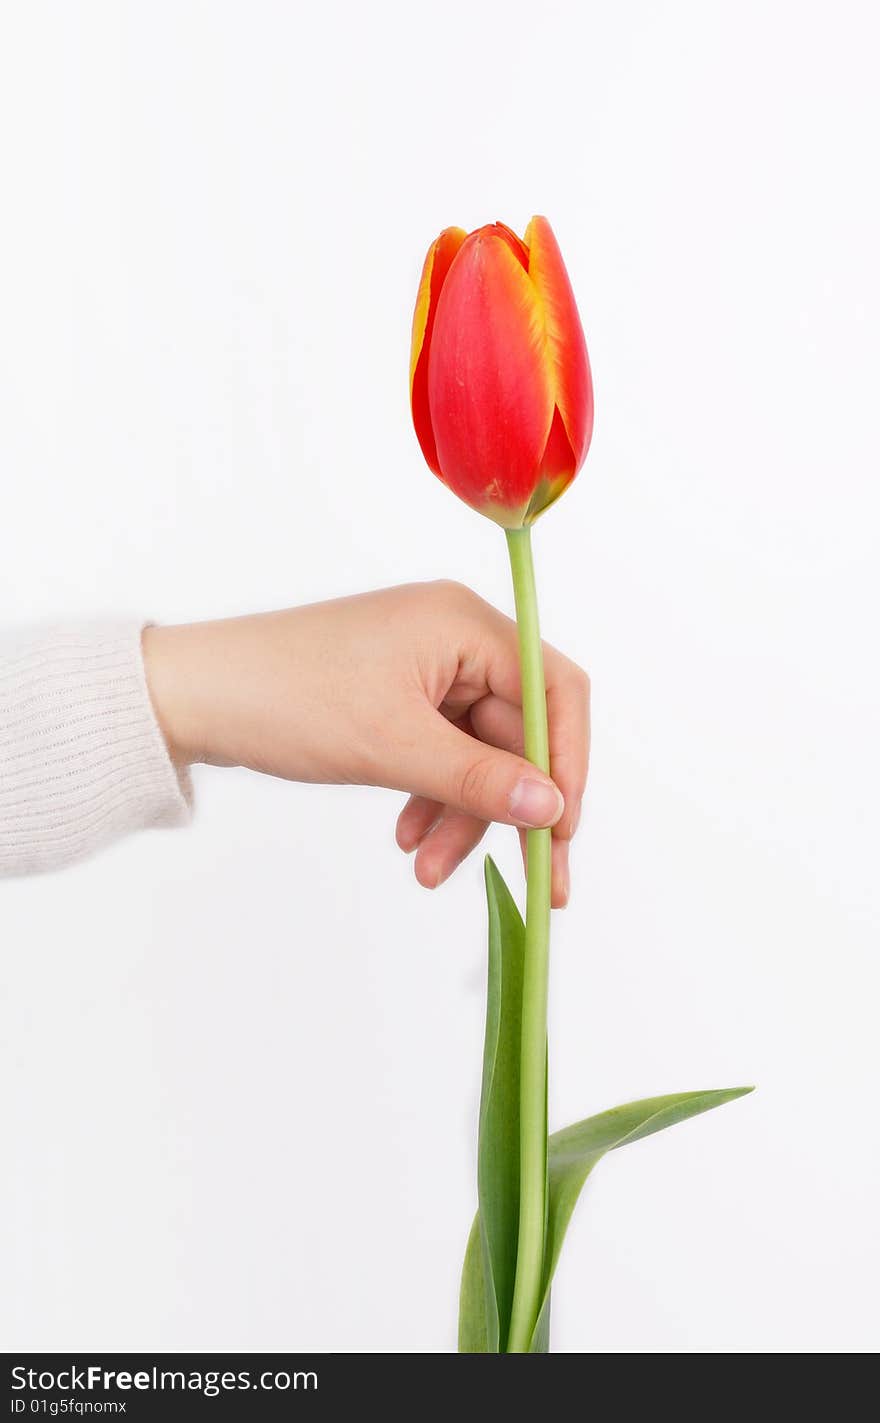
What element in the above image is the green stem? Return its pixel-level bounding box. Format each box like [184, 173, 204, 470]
[504, 525, 551, 1354]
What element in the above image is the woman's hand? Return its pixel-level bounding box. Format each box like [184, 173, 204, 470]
[142, 581, 589, 907]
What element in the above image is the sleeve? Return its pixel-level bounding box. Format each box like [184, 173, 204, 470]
[0, 621, 193, 878]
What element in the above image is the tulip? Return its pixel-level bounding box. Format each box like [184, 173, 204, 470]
[409, 224, 752, 1354]
[409, 216, 593, 529]
[408, 217, 595, 1351]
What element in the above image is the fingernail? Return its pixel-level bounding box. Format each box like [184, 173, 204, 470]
[509, 778, 564, 828]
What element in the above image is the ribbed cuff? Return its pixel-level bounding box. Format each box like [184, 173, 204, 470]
[0, 622, 193, 877]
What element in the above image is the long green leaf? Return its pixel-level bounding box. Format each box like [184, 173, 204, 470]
[459, 857, 526, 1353]
[457, 858, 753, 1352]
[457, 1214, 488, 1352]
[526, 1086, 754, 1350]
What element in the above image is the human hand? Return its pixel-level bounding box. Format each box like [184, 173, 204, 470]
[142, 582, 589, 907]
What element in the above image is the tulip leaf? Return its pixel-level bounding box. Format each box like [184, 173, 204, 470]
[456, 856, 753, 1352]
[460, 856, 527, 1353]
[526, 1085, 754, 1350]
[457, 1214, 489, 1352]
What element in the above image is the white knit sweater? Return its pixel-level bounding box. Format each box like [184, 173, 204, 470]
[0, 623, 192, 877]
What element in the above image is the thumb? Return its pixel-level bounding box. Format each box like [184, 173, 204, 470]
[406, 713, 565, 829]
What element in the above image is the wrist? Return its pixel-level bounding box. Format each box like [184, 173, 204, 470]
[142, 624, 208, 768]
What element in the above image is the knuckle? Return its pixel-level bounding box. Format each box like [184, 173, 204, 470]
[458, 755, 495, 811]
[573, 663, 591, 698]
[434, 578, 487, 621]
[431, 577, 471, 604]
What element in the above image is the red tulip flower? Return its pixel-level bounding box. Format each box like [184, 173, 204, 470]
[409, 216, 594, 528]
[408, 214, 596, 1350]
[407, 219, 750, 1354]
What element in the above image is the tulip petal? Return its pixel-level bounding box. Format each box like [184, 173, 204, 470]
[428, 228, 555, 525]
[519, 414, 576, 523]
[491, 220, 529, 269]
[409, 226, 468, 478]
[524, 216, 594, 469]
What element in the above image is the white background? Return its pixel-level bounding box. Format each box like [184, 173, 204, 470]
[1, 0, 878, 1353]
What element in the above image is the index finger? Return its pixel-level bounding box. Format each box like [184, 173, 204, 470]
[477, 610, 590, 839]
[543, 649, 590, 841]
